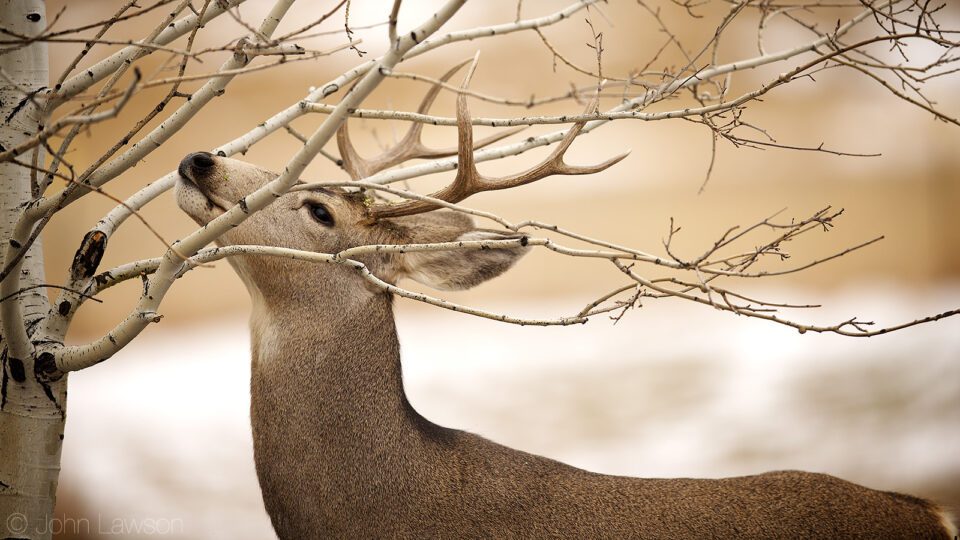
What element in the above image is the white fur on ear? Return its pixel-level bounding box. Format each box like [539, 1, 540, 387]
[404, 230, 530, 291]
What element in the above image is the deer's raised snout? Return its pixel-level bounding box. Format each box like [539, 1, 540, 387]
[178, 151, 215, 182]
[174, 152, 282, 228]
[175, 151, 231, 225]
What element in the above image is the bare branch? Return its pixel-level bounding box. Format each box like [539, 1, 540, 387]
[49, 0, 250, 109]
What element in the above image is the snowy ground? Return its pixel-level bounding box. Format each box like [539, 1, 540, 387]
[57, 286, 960, 539]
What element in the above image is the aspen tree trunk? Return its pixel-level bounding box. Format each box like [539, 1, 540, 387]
[0, 2, 65, 539]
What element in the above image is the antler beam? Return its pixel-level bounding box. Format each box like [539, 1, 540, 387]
[366, 57, 629, 219]
[337, 60, 522, 180]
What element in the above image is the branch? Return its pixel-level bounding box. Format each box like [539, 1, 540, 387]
[0, 69, 141, 163]
[71, 221, 958, 379]
[49, 0, 250, 109]
[57, 237, 588, 373]
[610, 259, 960, 337]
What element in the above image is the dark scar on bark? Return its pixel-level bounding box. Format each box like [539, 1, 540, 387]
[70, 231, 108, 281]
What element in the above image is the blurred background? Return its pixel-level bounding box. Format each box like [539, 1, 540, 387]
[32, 1, 960, 538]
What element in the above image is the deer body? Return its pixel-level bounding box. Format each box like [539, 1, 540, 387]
[174, 64, 954, 537]
[246, 262, 951, 539]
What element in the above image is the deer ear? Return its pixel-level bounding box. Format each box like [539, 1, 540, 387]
[401, 229, 530, 291]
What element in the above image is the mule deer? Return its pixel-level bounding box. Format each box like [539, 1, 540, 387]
[174, 65, 956, 539]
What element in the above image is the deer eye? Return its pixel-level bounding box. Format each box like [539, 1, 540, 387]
[308, 203, 335, 227]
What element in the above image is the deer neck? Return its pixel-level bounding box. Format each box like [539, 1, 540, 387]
[248, 275, 425, 447]
[246, 273, 442, 529]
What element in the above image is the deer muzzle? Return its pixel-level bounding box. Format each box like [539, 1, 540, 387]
[178, 151, 216, 182]
[175, 151, 228, 224]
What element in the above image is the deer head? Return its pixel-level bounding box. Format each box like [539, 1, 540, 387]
[174, 152, 532, 301]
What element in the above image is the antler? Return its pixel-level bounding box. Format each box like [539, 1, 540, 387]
[337, 60, 522, 180]
[367, 58, 629, 220]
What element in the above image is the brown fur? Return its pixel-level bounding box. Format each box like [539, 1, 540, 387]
[175, 152, 954, 539]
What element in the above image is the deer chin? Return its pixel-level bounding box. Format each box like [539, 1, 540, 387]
[175, 176, 229, 225]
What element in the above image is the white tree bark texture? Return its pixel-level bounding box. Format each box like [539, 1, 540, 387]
[0, 2, 66, 539]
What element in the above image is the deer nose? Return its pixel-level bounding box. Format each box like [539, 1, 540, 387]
[179, 151, 215, 180]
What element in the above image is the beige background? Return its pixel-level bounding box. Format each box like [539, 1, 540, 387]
[32, 1, 960, 538]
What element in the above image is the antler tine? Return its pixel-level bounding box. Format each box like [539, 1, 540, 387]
[369, 69, 629, 220]
[336, 121, 373, 180]
[392, 59, 522, 162]
[479, 96, 629, 188]
[336, 59, 523, 180]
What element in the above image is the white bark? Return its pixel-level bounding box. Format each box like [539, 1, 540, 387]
[48, 0, 249, 109]
[0, 2, 65, 539]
